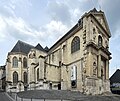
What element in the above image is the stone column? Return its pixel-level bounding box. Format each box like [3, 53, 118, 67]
[61, 47, 64, 90]
[29, 62, 35, 89]
[98, 55, 101, 78]
[18, 59, 22, 81]
[30, 64, 35, 82]
[39, 57, 44, 79]
[6, 61, 11, 82]
[106, 60, 109, 80]
[61, 65, 68, 90]
[88, 51, 92, 76]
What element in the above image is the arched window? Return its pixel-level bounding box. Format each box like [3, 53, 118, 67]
[23, 72, 27, 84]
[37, 68, 39, 81]
[12, 57, 18, 67]
[98, 35, 102, 47]
[13, 71, 18, 85]
[23, 57, 27, 68]
[71, 36, 80, 53]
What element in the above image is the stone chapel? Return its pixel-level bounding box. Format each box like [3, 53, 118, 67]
[5, 8, 111, 95]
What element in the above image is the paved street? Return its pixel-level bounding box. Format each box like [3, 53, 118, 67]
[17, 90, 120, 101]
[5, 90, 120, 101]
[0, 91, 13, 101]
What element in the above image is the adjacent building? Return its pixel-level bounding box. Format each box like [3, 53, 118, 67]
[0, 65, 6, 90]
[110, 69, 120, 94]
[5, 8, 111, 95]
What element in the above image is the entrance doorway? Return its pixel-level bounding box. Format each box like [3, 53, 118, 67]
[58, 84, 61, 90]
[49, 83, 52, 89]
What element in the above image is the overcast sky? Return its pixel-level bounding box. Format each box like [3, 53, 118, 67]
[0, 0, 120, 76]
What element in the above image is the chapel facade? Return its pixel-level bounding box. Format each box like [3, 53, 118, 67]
[5, 8, 111, 95]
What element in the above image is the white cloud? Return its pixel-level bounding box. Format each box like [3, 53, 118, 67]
[1, 0, 119, 78]
[45, 20, 68, 44]
[47, 1, 71, 25]
[98, 0, 120, 36]
[0, 16, 7, 41]
[73, 8, 81, 17]
[46, 20, 68, 36]
[0, 0, 76, 47]
[0, 0, 93, 45]
[70, 8, 83, 26]
[0, 12, 69, 47]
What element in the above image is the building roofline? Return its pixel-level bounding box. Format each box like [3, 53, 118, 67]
[90, 14, 111, 38]
[48, 22, 83, 54]
[110, 69, 120, 80]
[8, 52, 28, 56]
[48, 8, 111, 53]
[9, 40, 47, 55]
[82, 8, 111, 38]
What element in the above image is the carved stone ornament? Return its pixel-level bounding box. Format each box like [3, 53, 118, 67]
[7, 58, 10, 62]
[29, 50, 36, 59]
[105, 40, 109, 49]
[83, 68, 86, 73]
[83, 30, 86, 44]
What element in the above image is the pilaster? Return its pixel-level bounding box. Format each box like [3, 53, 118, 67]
[106, 60, 109, 79]
[98, 55, 101, 78]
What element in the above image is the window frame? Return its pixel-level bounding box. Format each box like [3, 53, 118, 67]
[23, 72, 28, 84]
[23, 57, 27, 68]
[12, 57, 18, 68]
[71, 36, 80, 53]
[13, 71, 18, 85]
[37, 68, 39, 81]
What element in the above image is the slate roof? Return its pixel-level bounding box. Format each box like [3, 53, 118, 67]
[10, 40, 48, 54]
[44, 46, 49, 52]
[110, 69, 120, 84]
[11, 40, 34, 54]
[35, 43, 45, 52]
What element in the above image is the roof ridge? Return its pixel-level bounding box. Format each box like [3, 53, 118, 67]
[35, 43, 43, 48]
[18, 40, 34, 47]
[44, 46, 49, 52]
[35, 43, 46, 52]
[10, 40, 35, 54]
[18, 40, 21, 52]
